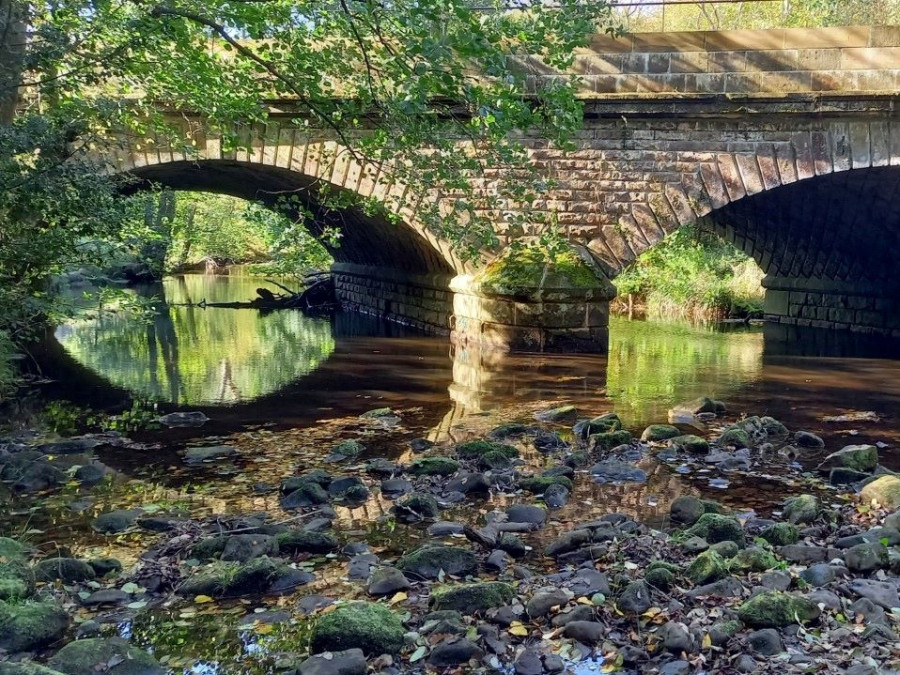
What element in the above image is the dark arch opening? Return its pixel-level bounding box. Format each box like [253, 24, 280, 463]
[703, 166, 900, 295]
[123, 160, 455, 276]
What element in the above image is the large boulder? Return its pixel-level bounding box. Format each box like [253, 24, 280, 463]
[309, 602, 405, 655]
[782, 494, 820, 525]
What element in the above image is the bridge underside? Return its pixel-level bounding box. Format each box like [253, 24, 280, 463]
[128, 161, 457, 335]
[706, 166, 900, 337]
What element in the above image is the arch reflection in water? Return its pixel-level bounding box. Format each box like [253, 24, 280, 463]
[54, 275, 335, 405]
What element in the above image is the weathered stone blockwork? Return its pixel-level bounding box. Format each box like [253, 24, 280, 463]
[104, 25, 900, 347]
[332, 264, 453, 335]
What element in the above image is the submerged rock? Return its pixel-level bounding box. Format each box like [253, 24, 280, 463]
[309, 602, 405, 655]
[408, 457, 460, 477]
[93, 509, 143, 534]
[178, 557, 313, 598]
[589, 460, 647, 483]
[535, 405, 578, 423]
[641, 424, 681, 442]
[297, 648, 366, 675]
[158, 411, 208, 427]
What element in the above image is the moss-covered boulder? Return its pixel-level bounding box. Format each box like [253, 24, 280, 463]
[645, 567, 675, 591]
[687, 550, 728, 585]
[398, 546, 477, 580]
[331, 440, 364, 459]
[861, 475, 900, 510]
[668, 435, 710, 454]
[430, 582, 515, 613]
[535, 405, 578, 423]
[455, 441, 518, 461]
[408, 457, 461, 477]
[0, 560, 34, 601]
[587, 430, 632, 452]
[579, 413, 623, 437]
[309, 602, 405, 655]
[0, 599, 69, 653]
[816, 445, 878, 474]
[737, 592, 820, 628]
[519, 475, 573, 494]
[783, 494, 820, 525]
[47, 637, 165, 675]
[177, 556, 313, 598]
[728, 547, 778, 573]
[760, 417, 789, 439]
[686, 514, 745, 546]
[719, 428, 751, 449]
[478, 450, 515, 470]
[760, 523, 799, 547]
[0, 538, 29, 561]
[392, 493, 440, 522]
[641, 425, 681, 443]
[275, 530, 338, 555]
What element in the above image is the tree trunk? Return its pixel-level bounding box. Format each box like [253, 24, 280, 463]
[0, 0, 26, 125]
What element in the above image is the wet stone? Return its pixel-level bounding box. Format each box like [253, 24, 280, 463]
[800, 564, 838, 587]
[80, 589, 130, 607]
[398, 545, 477, 580]
[526, 588, 570, 618]
[93, 509, 142, 534]
[543, 483, 570, 508]
[794, 431, 825, 448]
[659, 659, 691, 675]
[428, 638, 483, 667]
[760, 570, 792, 591]
[562, 621, 605, 645]
[446, 472, 490, 495]
[618, 581, 652, 614]
[367, 567, 410, 597]
[589, 460, 647, 483]
[506, 504, 546, 526]
[748, 628, 783, 655]
[33, 557, 95, 583]
[184, 445, 237, 463]
[551, 605, 594, 627]
[347, 554, 379, 580]
[221, 534, 278, 562]
[380, 478, 412, 497]
[849, 579, 900, 609]
[514, 647, 543, 675]
[298, 648, 366, 675]
[659, 621, 693, 653]
[486, 549, 510, 572]
[427, 521, 464, 537]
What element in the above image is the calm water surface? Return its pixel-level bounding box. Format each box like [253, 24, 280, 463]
[5, 273, 900, 674]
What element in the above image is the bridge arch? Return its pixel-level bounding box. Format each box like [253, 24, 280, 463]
[581, 119, 900, 337]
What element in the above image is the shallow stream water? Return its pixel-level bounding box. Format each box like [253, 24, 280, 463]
[3, 274, 900, 673]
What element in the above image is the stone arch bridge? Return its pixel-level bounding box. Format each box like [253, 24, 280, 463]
[107, 25, 900, 352]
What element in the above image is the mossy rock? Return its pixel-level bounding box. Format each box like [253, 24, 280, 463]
[641, 425, 681, 443]
[670, 496, 705, 526]
[645, 567, 675, 591]
[719, 428, 751, 448]
[535, 405, 578, 423]
[0, 662, 68, 675]
[860, 475, 900, 510]
[332, 440, 364, 459]
[783, 494, 820, 525]
[392, 493, 440, 522]
[737, 591, 820, 628]
[588, 430, 632, 452]
[687, 550, 728, 585]
[686, 514, 745, 546]
[728, 546, 778, 573]
[177, 556, 312, 598]
[281, 481, 330, 509]
[478, 245, 607, 296]
[760, 523, 799, 546]
[275, 530, 338, 555]
[709, 541, 739, 559]
[564, 451, 591, 468]
[0, 538, 29, 561]
[0, 599, 69, 653]
[191, 536, 228, 561]
[430, 582, 515, 613]
[309, 602, 405, 655]
[408, 457, 461, 477]
[398, 546, 477, 580]
[47, 637, 165, 675]
[760, 416, 789, 439]
[478, 450, 514, 470]
[519, 475, 573, 494]
[669, 435, 710, 454]
[579, 413, 623, 437]
[456, 441, 518, 461]
[0, 560, 34, 601]
[360, 408, 394, 419]
[487, 423, 537, 440]
[816, 445, 878, 473]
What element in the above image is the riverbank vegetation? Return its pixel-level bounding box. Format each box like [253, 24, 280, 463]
[613, 225, 765, 322]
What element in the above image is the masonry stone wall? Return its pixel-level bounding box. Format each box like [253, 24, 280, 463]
[105, 25, 900, 348]
[332, 264, 453, 335]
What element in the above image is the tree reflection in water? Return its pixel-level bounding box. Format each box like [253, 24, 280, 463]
[55, 275, 335, 405]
